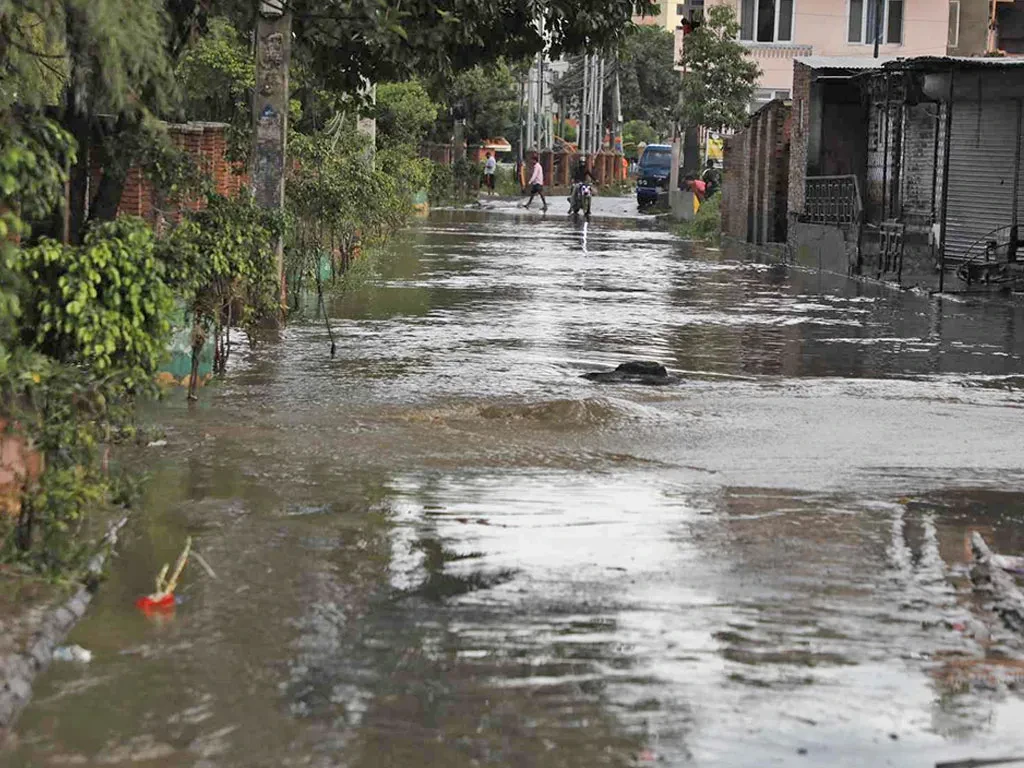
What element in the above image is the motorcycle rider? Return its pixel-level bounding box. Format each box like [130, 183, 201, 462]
[568, 156, 596, 212]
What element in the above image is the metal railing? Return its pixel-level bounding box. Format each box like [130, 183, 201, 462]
[802, 175, 862, 227]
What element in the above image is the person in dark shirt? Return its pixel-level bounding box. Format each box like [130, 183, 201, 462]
[573, 157, 595, 185]
[701, 159, 721, 198]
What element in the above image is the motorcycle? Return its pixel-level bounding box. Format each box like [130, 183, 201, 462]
[568, 182, 592, 218]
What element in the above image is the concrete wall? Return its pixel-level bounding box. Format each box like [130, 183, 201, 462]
[788, 220, 859, 276]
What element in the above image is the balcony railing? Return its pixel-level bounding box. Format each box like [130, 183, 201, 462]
[802, 175, 862, 227]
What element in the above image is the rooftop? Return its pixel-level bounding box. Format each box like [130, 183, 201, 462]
[795, 54, 1024, 71]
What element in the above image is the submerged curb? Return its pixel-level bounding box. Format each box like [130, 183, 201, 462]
[0, 516, 128, 732]
[971, 532, 1024, 634]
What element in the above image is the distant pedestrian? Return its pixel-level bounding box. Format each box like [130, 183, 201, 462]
[483, 152, 497, 196]
[523, 153, 548, 211]
[701, 159, 721, 198]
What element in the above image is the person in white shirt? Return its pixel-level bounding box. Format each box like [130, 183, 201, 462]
[523, 153, 547, 211]
[483, 152, 497, 196]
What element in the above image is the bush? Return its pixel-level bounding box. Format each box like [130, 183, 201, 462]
[427, 159, 482, 205]
[675, 194, 721, 246]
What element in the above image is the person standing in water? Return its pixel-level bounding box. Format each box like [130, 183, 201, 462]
[483, 152, 497, 196]
[523, 153, 548, 211]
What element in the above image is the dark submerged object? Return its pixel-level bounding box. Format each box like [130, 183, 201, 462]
[582, 360, 678, 385]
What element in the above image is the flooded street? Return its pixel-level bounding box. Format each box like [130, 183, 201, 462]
[11, 197, 1024, 766]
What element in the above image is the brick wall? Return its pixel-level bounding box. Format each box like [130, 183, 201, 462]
[901, 102, 942, 226]
[95, 122, 248, 225]
[720, 99, 792, 245]
[788, 62, 812, 217]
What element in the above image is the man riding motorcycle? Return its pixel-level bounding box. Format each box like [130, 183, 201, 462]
[568, 158, 596, 216]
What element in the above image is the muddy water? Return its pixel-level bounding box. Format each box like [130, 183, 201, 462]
[11, 198, 1024, 766]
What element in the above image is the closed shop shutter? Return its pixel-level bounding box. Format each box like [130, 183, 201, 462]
[945, 101, 1020, 262]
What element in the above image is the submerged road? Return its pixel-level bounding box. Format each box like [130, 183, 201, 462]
[10, 197, 1024, 766]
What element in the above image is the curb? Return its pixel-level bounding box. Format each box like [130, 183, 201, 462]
[0, 516, 128, 732]
[971, 531, 1024, 634]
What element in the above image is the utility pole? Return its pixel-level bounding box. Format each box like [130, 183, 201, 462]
[596, 58, 606, 151]
[526, 60, 535, 151]
[537, 51, 545, 150]
[593, 56, 599, 152]
[613, 66, 623, 155]
[517, 71, 526, 165]
[356, 83, 377, 167]
[580, 55, 590, 155]
[253, 0, 291, 313]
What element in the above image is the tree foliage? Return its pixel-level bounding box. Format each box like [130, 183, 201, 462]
[677, 5, 760, 130]
[175, 15, 253, 124]
[282, 0, 657, 100]
[437, 62, 520, 144]
[552, 25, 677, 136]
[616, 26, 679, 133]
[622, 119, 658, 158]
[376, 81, 439, 150]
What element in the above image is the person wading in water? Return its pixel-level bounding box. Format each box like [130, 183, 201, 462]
[523, 153, 548, 212]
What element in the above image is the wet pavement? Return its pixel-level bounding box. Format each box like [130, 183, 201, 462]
[9, 196, 1024, 766]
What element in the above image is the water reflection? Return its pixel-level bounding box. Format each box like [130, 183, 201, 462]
[9, 205, 1024, 766]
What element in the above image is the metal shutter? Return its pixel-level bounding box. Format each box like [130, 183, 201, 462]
[945, 101, 1019, 261]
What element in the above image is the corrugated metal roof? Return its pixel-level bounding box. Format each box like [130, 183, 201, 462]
[883, 55, 1024, 70]
[794, 55, 900, 70]
[795, 54, 1024, 71]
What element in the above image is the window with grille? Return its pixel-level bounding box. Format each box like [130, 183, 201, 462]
[948, 0, 960, 47]
[739, 0, 794, 42]
[848, 0, 904, 45]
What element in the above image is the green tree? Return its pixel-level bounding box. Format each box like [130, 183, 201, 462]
[551, 25, 678, 136]
[617, 26, 679, 134]
[175, 16, 254, 124]
[622, 119, 658, 158]
[440, 62, 520, 144]
[677, 5, 760, 130]
[376, 81, 439, 150]
[280, 0, 658, 99]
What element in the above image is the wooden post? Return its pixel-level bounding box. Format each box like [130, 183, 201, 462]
[253, 0, 291, 314]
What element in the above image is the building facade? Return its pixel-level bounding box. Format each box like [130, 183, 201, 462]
[676, 0, 949, 107]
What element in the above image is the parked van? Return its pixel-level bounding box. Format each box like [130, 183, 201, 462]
[636, 144, 674, 208]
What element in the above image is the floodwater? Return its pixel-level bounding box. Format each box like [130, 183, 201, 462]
[10, 196, 1024, 767]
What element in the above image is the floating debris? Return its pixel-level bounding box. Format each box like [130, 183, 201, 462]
[52, 645, 92, 663]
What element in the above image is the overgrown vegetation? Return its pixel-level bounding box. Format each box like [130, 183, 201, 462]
[675, 195, 721, 246]
[428, 159, 484, 206]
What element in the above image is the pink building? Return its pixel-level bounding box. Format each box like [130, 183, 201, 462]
[677, 0, 949, 105]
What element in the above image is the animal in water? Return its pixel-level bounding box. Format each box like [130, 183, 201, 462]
[582, 361, 678, 385]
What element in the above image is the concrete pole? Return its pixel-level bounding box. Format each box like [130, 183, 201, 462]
[580, 55, 589, 155]
[537, 51, 545, 150]
[526, 62, 535, 151]
[253, 0, 291, 313]
[597, 58, 606, 151]
[613, 66, 623, 155]
[670, 124, 681, 192]
[453, 119, 466, 161]
[356, 83, 377, 166]
[592, 56, 601, 153]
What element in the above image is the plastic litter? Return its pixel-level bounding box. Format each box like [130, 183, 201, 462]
[53, 645, 92, 663]
[136, 536, 191, 614]
[146, 439, 168, 448]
